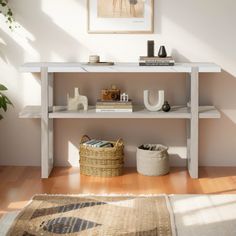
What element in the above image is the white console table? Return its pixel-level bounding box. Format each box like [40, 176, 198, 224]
[19, 62, 221, 179]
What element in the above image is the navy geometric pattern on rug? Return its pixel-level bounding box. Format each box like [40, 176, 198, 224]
[41, 217, 101, 234]
[31, 201, 107, 219]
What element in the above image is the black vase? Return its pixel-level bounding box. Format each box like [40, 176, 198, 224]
[147, 40, 154, 57]
[162, 101, 171, 112]
[158, 46, 167, 58]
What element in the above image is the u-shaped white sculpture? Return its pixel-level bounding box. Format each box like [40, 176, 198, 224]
[144, 90, 165, 112]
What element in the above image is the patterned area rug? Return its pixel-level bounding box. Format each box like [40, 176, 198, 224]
[6, 195, 175, 236]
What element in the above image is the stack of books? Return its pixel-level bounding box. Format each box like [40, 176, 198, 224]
[96, 99, 133, 113]
[82, 139, 113, 148]
[139, 56, 175, 66]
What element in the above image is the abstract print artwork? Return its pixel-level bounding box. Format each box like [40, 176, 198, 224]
[98, 0, 145, 18]
[88, 0, 154, 33]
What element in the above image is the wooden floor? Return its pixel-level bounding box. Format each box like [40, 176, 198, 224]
[1, 166, 236, 217]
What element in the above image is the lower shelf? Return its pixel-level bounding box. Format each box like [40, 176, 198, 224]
[19, 106, 42, 118]
[19, 105, 221, 119]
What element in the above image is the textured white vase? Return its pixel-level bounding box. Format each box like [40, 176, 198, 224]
[67, 88, 88, 111]
[144, 90, 165, 112]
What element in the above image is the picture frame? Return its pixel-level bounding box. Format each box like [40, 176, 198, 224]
[87, 0, 154, 34]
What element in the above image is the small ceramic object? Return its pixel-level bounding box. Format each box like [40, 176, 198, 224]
[67, 88, 88, 111]
[162, 101, 171, 112]
[120, 93, 129, 102]
[144, 90, 165, 112]
[89, 55, 100, 63]
[158, 46, 167, 58]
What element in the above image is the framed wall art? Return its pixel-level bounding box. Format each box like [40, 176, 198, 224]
[88, 0, 154, 34]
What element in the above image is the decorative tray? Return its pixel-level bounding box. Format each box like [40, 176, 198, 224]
[86, 62, 115, 66]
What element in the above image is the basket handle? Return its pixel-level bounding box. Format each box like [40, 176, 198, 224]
[115, 138, 124, 147]
[80, 135, 91, 144]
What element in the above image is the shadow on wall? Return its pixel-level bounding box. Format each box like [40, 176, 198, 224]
[161, 0, 236, 76]
[172, 48, 236, 166]
[199, 70, 236, 166]
[172, 45, 236, 166]
[171, 49, 191, 63]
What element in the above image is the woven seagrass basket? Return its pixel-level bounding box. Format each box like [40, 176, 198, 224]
[79, 135, 124, 177]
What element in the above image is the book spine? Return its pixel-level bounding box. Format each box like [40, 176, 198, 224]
[83, 139, 102, 147]
[96, 105, 133, 109]
[96, 101, 132, 105]
[82, 139, 96, 145]
[140, 59, 175, 63]
[94, 141, 109, 147]
[90, 140, 102, 147]
[83, 139, 114, 148]
[140, 56, 173, 61]
[96, 103, 132, 106]
[96, 109, 133, 113]
[101, 143, 113, 148]
[139, 62, 175, 66]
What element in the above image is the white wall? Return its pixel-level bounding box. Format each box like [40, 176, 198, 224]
[0, 0, 236, 167]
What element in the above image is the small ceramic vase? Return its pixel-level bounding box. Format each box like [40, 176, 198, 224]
[162, 101, 171, 112]
[158, 46, 167, 58]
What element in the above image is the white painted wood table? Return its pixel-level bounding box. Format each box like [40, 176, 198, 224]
[19, 62, 221, 179]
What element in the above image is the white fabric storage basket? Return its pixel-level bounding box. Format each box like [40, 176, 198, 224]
[136, 145, 170, 176]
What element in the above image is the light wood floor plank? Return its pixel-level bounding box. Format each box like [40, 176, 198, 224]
[1, 166, 236, 217]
